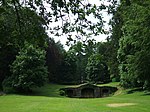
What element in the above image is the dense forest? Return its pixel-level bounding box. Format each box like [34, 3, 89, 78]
[0, 0, 150, 93]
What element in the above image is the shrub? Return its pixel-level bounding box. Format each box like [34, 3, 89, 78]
[59, 90, 65, 96]
[5, 42, 48, 92]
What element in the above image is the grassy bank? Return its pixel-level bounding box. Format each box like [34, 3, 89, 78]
[0, 83, 150, 112]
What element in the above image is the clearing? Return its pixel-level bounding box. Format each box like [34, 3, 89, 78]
[0, 82, 150, 112]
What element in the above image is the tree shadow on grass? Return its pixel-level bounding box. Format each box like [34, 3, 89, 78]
[143, 92, 150, 96]
[126, 88, 143, 94]
[5, 83, 68, 98]
[28, 84, 67, 98]
[141, 90, 150, 96]
[126, 88, 150, 96]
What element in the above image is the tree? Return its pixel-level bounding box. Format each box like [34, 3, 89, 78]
[68, 41, 87, 83]
[96, 42, 119, 81]
[68, 40, 98, 83]
[46, 38, 65, 82]
[86, 54, 110, 83]
[0, 0, 116, 44]
[58, 51, 77, 84]
[0, 6, 48, 89]
[0, 0, 120, 90]
[3, 43, 48, 92]
[106, 3, 123, 82]
[117, 0, 150, 89]
[67, 40, 113, 84]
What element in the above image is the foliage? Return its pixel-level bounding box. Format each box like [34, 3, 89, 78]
[59, 90, 65, 96]
[2, 77, 15, 93]
[46, 38, 65, 82]
[57, 51, 77, 84]
[66, 40, 113, 84]
[106, 3, 123, 81]
[0, 6, 19, 88]
[68, 41, 88, 83]
[0, 6, 48, 47]
[3, 43, 48, 92]
[0, 6, 48, 89]
[0, 0, 117, 44]
[0, 0, 119, 90]
[86, 54, 110, 83]
[96, 41, 120, 82]
[117, 0, 150, 89]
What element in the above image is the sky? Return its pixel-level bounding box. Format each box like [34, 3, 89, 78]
[46, 0, 113, 50]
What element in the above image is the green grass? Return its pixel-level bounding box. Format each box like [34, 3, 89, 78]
[98, 82, 120, 87]
[0, 82, 150, 112]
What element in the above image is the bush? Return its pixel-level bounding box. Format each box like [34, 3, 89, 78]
[7, 42, 48, 92]
[2, 77, 15, 93]
[59, 90, 65, 96]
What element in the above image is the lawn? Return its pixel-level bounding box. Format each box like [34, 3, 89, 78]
[0, 83, 150, 112]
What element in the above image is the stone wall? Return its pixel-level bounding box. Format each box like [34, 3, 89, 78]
[60, 84, 117, 98]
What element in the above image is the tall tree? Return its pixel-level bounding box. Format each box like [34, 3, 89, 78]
[106, 2, 123, 81]
[117, 0, 150, 89]
[58, 51, 77, 84]
[46, 38, 65, 82]
[3, 42, 48, 93]
[0, 6, 48, 89]
[86, 54, 110, 83]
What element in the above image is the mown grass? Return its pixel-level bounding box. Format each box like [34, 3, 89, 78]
[0, 82, 150, 112]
